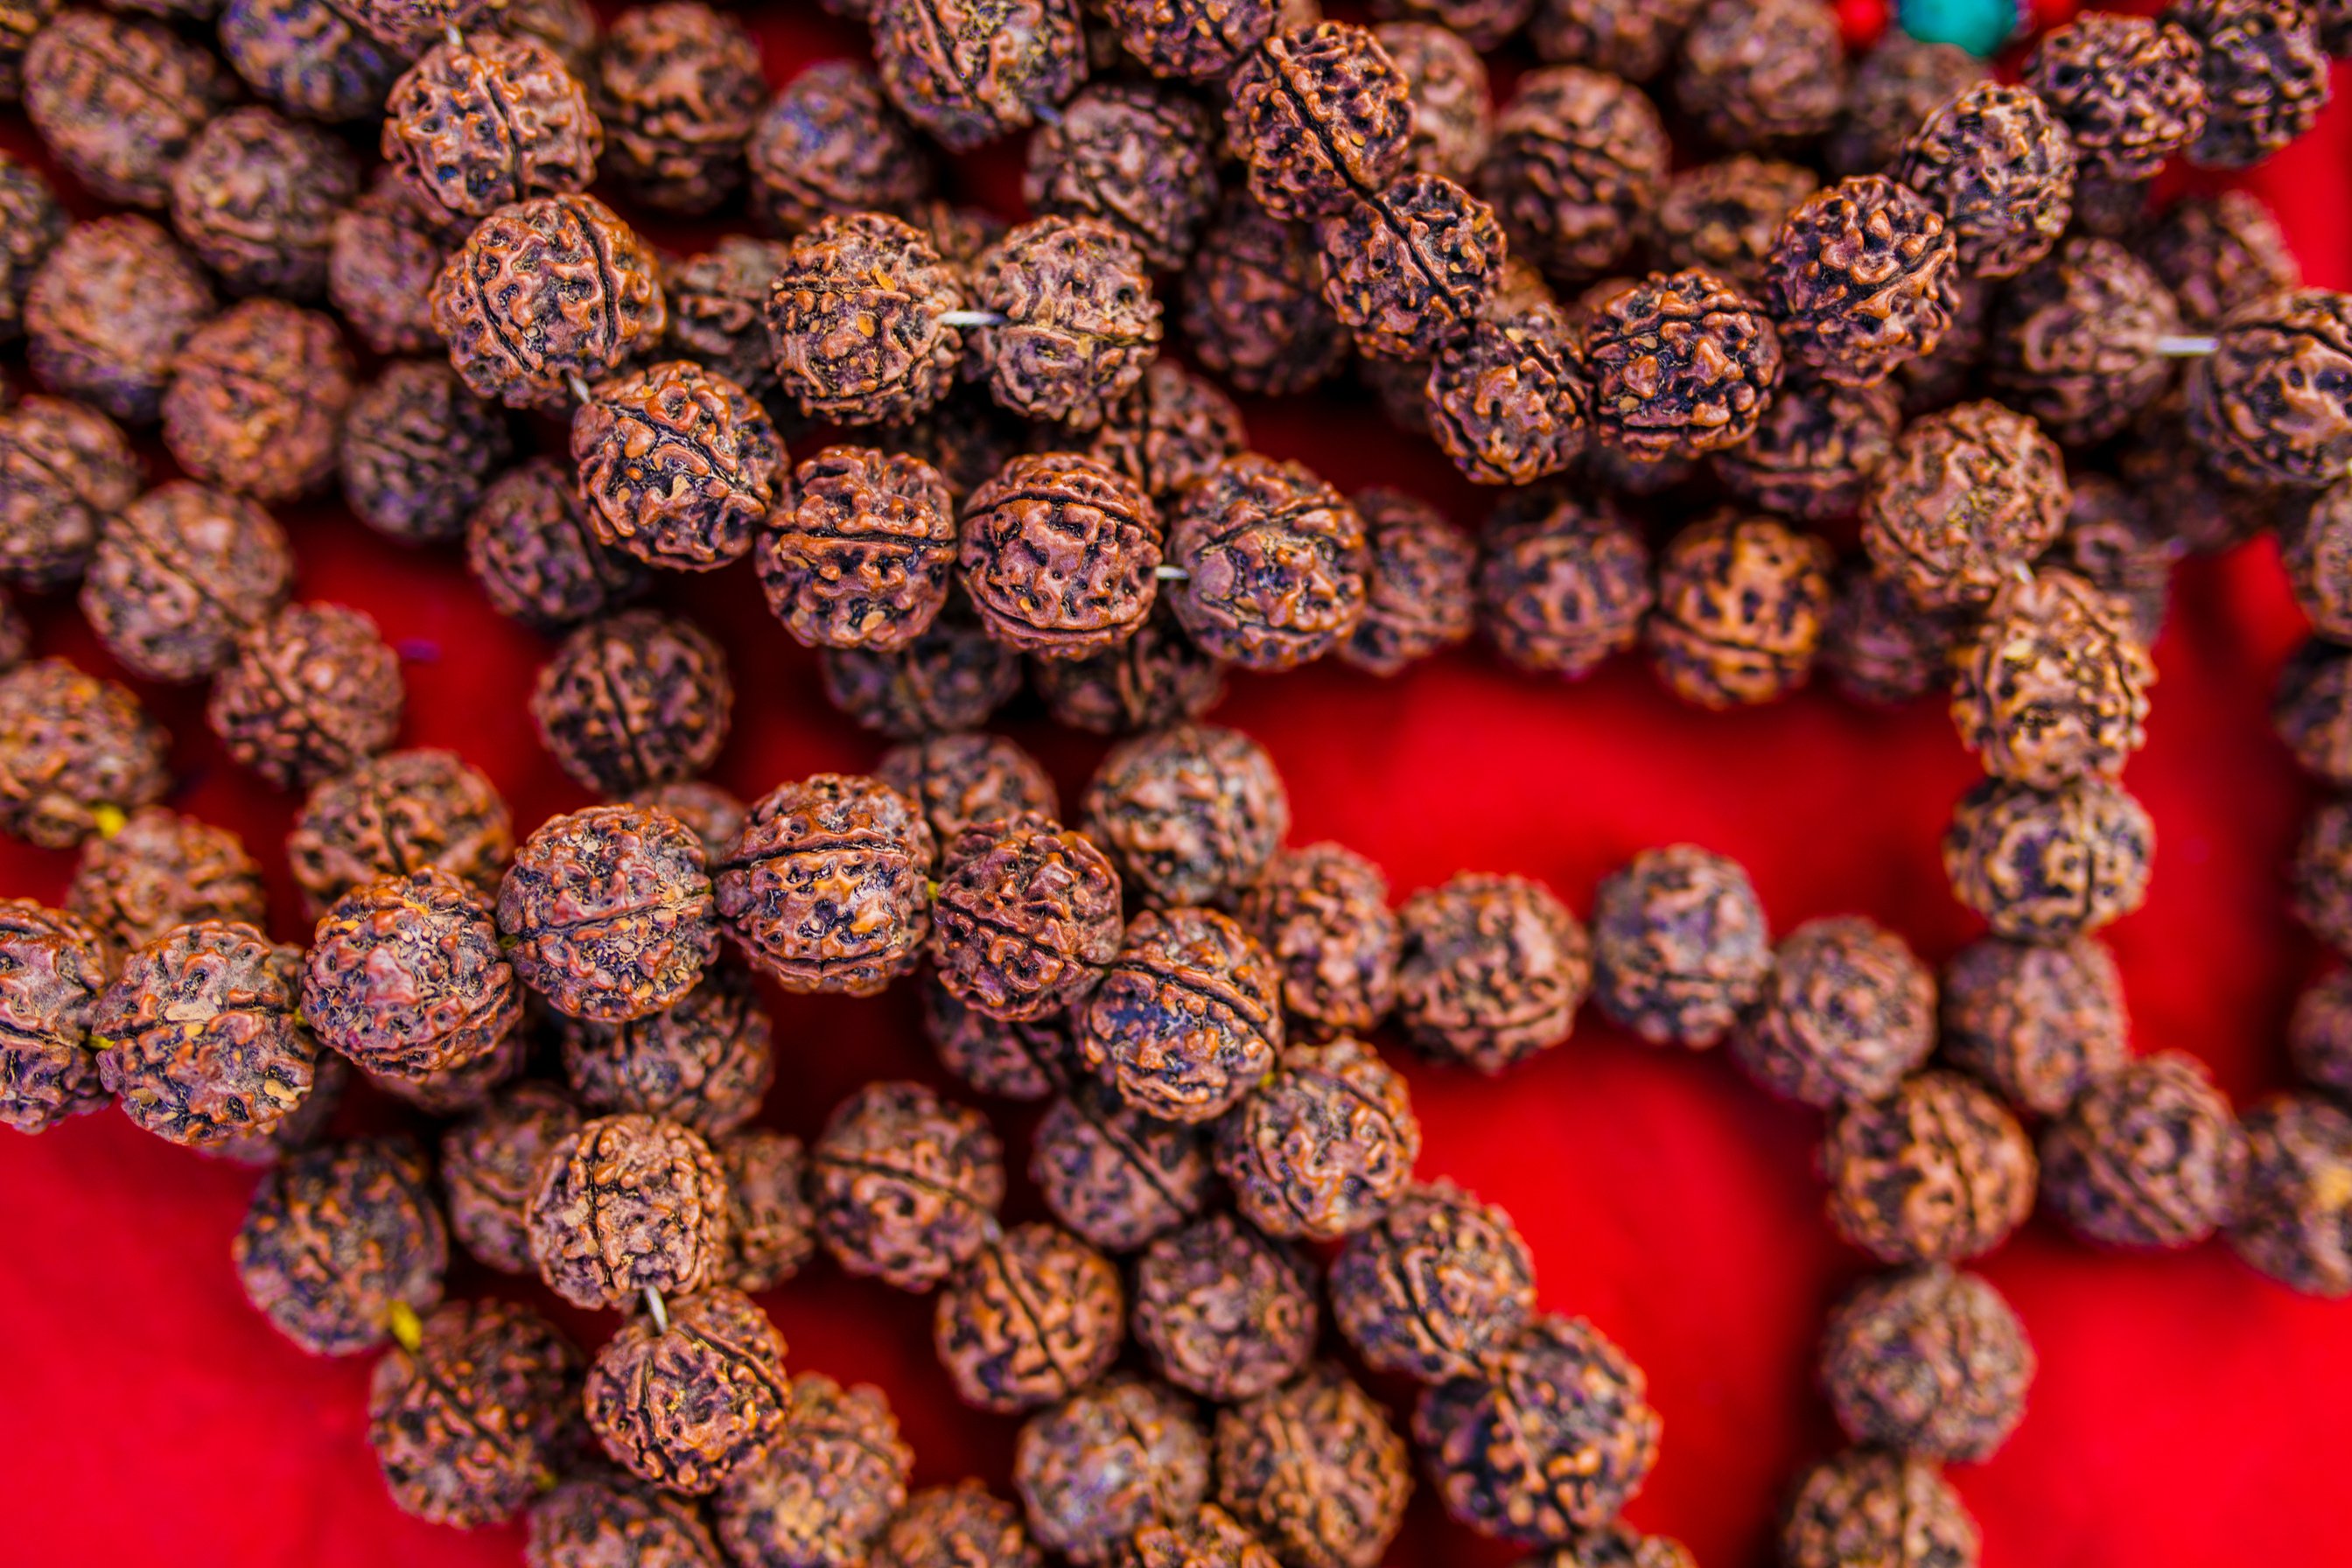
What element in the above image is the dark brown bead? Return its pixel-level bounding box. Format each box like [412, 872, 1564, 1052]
[1226, 23, 1410, 223]
[1329, 1179, 1535, 1380]
[304, 866, 518, 1081]
[527, 1111, 732, 1308]
[1341, 488, 1475, 674]
[0, 900, 108, 1133]
[382, 34, 600, 235]
[2042, 1051, 2244, 1249]
[666, 238, 795, 405]
[1779, 1450, 1980, 1568]
[1732, 916, 1934, 1107]
[592, 2, 762, 214]
[66, 807, 261, 956]
[1100, 0, 1273, 81]
[587, 1284, 790, 1494]
[2021, 13, 2208, 182]
[466, 457, 647, 629]
[2044, 474, 2174, 648]
[1648, 157, 1817, 295]
[718, 1126, 816, 1292]
[872, 1482, 1042, 1568]
[893, 387, 1025, 504]
[0, 154, 64, 349]
[1083, 722, 1289, 908]
[527, 1474, 725, 1568]
[209, 602, 403, 789]
[1216, 1035, 1419, 1239]
[328, 179, 449, 358]
[1585, 269, 1781, 458]
[0, 0, 52, 99]
[1032, 602, 1226, 735]
[1523, 1526, 1698, 1568]
[1183, 193, 1352, 396]
[1894, 84, 2076, 284]
[2283, 640, 2352, 787]
[1018, 1378, 1209, 1564]
[559, 962, 772, 1136]
[232, 1134, 446, 1354]
[1895, 274, 1991, 417]
[1032, 1079, 1211, 1250]
[530, 611, 731, 796]
[1648, 513, 1833, 708]
[925, 966, 1076, 1100]
[1824, 566, 1966, 707]
[25, 215, 215, 426]
[1986, 237, 2179, 446]
[1944, 774, 2153, 942]
[2170, 0, 2331, 169]
[1477, 66, 1663, 284]
[872, 0, 1085, 152]
[24, 9, 232, 207]
[634, 780, 746, 864]
[1167, 453, 1368, 670]
[340, 360, 512, 546]
[711, 774, 935, 997]
[747, 60, 933, 235]
[932, 810, 1122, 1019]
[769, 212, 965, 427]
[219, 0, 402, 123]
[1940, 935, 2128, 1119]
[1672, 0, 1845, 150]
[1376, 23, 1489, 181]
[1370, 0, 1524, 47]
[332, 0, 493, 52]
[878, 732, 1058, 850]
[1711, 378, 1898, 524]
[1824, 1069, 2038, 1264]
[288, 747, 511, 917]
[571, 359, 783, 572]
[1589, 844, 1769, 1048]
[820, 602, 1024, 738]
[760, 444, 955, 653]
[1025, 81, 1219, 274]
[1220, 1364, 1410, 1568]
[0, 658, 168, 847]
[440, 1081, 584, 1274]
[1124, 1505, 1284, 1568]
[1079, 906, 1284, 1123]
[2188, 289, 2352, 490]
[169, 107, 357, 298]
[1132, 1210, 1314, 1402]
[1396, 872, 1588, 1073]
[1822, 1266, 2034, 1462]
[363, 1026, 528, 1115]
[2228, 1093, 2352, 1296]
[718, 1373, 911, 1568]
[1316, 174, 1504, 363]
[1065, 365, 1248, 514]
[434, 194, 666, 410]
[1476, 488, 1652, 679]
[161, 299, 352, 503]
[959, 452, 1163, 657]
[1424, 302, 1587, 487]
[1950, 568, 2152, 788]
[368, 1298, 580, 1528]
[2142, 190, 2300, 332]
[199, 1039, 340, 1161]
[935, 1222, 1124, 1413]
[1533, 0, 1699, 77]
[811, 1079, 1004, 1291]
[1862, 400, 2071, 610]
[78, 481, 287, 683]
[497, 802, 718, 1022]
[1766, 176, 1958, 391]
[2283, 486, 2352, 639]
[1828, 32, 1989, 178]
[1236, 843, 1398, 1036]
[971, 217, 1163, 429]
[491, 0, 601, 71]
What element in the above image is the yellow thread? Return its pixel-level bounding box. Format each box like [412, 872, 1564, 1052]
[92, 805, 126, 839]
[388, 1300, 423, 1354]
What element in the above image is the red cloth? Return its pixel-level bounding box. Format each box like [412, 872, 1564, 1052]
[4, 12, 2352, 1568]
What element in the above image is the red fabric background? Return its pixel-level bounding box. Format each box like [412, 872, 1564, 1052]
[4, 8, 2351, 1567]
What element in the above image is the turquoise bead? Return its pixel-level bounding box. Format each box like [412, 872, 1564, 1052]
[1895, 0, 2023, 57]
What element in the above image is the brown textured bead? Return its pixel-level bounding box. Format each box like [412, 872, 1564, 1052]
[2143, 190, 2300, 332]
[2170, 0, 2331, 169]
[894, 388, 1025, 503]
[1329, 1179, 1535, 1380]
[760, 445, 954, 653]
[1523, 1526, 1698, 1568]
[1315, 174, 1504, 363]
[2021, 13, 2208, 182]
[1396, 872, 1588, 1073]
[1585, 269, 1782, 458]
[591, 2, 762, 214]
[1124, 1504, 1281, 1568]
[1943, 774, 2153, 942]
[1476, 488, 1652, 679]
[368, 1298, 579, 1528]
[80, 482, 289, 684]
[871, 0, 1085, 152]
[1226, 23, 1410, 223]
[879, 732, 1057, 851]
[1986, 237, 2180, 446]
[718, 1126, 816, 1292]
[1732, 916, 1933, 1108]
[1237, 843, 1399, 1036]
[1032, 603, 1226, 734]
[959, 452, 1163, 657]
[1941, 935, 2128, 1119]
[232, 1134, 446, 1354]
[1950, 568, 2152, 788]
[1828, 32, 1989, 178]
[1024, 81, 1218, 274]
[491, 0, 601, 70]
[932, 810, 1122, 1020]
[1822, 1265, 2034, 1463]
[364, 1025, 527, 1115]
[0, 658, 168, 847]
[571, 359, 783, 572]
[1895, 273, 1990, 417]
[1370, 0, 1524, 47]
[2188, 289, 2352, 490]
[1588, 844, 1769, 1048]
[811, 1079, 1004, 1291]
[971, 217, 1163, 429]
[2229, 1093, 2352, 1296]
[25, 216, 215, 426]
[1079, 906, 1284, 1123]
[935, 1222, 1124, 1413]
[2283, 486, 2352, 639]
[208, 603, 402, 789]
[1018, 1378, 1210, 1564]
[2046, 477, 2173, 649]
[340, 360, 512, 546]
[1824, 1068, 2038, 1264]
[200, 1040, 349, 1159]
[218, 0, 402, 124]
[1060, 364, 1244, 509]
[170, 108, 357, 299]
[718, 1373, 911, 1568]
[331, 0, 493, 52]
[382, 34, 600, 234]
[924, 966, 1076, 1100]
[289, 747, 511, 916]
[527, 1111, 732, 1309]
[303, 867, 518, 1080]
[1862, 400, 2071, 611]
[0, 900, 108, 1134]
[559, 962, 772, 1136]
[1216, 1035, 1419, 1239]
[1167, 453, 1368, 670]
[1101, 0, 1273, 80]
[820, 602, 1025, 738]
[768, 212, 965, 427]
[527, 1474, 725, 1568]
[634, 780, 746, 864]
[329, 180, 450, 358]
[1133, 1211, 1315, 1401]
[1648, 157, 1816, 295]
[1672, 0, 1845, 150]
[711, 774, 934, 998]
[66, 808, 260, 956]
[2279, 640, 2352, 786]
[1340, 488, 1476, 674]
[665, 238, 794, 406]
[531, 611, 731, 796]
[1477, 67, 1663, 285]
[1184, 192, 1352, 396]
[1765, 176, 1957, 391]
[161, 299, 353, 503]
[1219, 1364, 1410, 1568]
[1084, 723, 1289, 909]
[748, 60, 931, 235]
[1711, 379, 1899, 524]
[434, 194, 665, 410]
[1780, 1450, 1980, 1568]
[1376, 23, 1488, 181]
[1647, 513, 1833, 709]
[0, 154, 63, 350]
[872, 1482, 1043, 1568]
[586, 1284, 790, 1494]
[497, 802, 718, 1023]
[467, 457, 646, 629]
[0, 0, 51, 99]
[23, 9, 232, 207]
[2041, 1051, 2245, 1249]
[1032, 1079, 1211, 1250]
[1894, 84, 2076, 284]
[1425, 303, 1587, 487]
[440, 1082, 584, 1274]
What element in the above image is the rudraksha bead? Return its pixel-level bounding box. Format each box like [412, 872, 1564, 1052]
[1084, 723, 1289, 908]
[1944, 775, 2154, 942]
[1985, 237, 2180, 446]
[576, 360, 781, 573]
[872, 1483, 1040, 1568]
[628, 781, 740, 866]
[1226, 23, 1410, 222]
[1078, 906, 1283, 1123]
[2143, 190, 2300, 331]
[1032, 1079, 1211, 1250]
[1477, 66, 1663, 284]
[1827, 32, 1988, 178]
[1316, 174, 1505, 362]
[466, 458, 644, 628]
[970, 217, 1163, 429]
[1732, 916, 1933, 1108]
[1894, 274, 1989, 417]
[1124, 1505, 1282, 1568]
[368, 1298, 579, 1528]
[2169, 0, 2331, 169]
[767, 212, 964, 426]
[1712, 379, 1898, 524]
[1100, 0, 1273, 80]
[559, 962, 772, 1137]
[24, 216, 215, 425]
[2041, 1051, 2245, 1249]
[894, 388, 1024, 503]
[1822, 1266, 2033, 1462]
[960, 452, 1162, 657]
[1941, 935, 2128, 1119]
[66, 808, 261, 955]
[747, 60, 931, 235]
[1766, 176, 1957, 391]
[932, 810, 1122, 1018]
[760, 444, 956, 652]
[820, 603, 1024, 738]
[664, 238, 793, 409]
[711, 773, 935, 997]
[440, 1082, 583, 1273]
[527, 1111, 732, 1307]
[1131, 1210, 1314, 1401]
[1950, 568, 2153, 788]
[2188, 289, 2352, 489]
[718, 1373, 910, 1568]
[80, 481, 290, 683]
[2284, 487, 2352, 638]
[1528, 0, 1698, 78]
[1018, 1378, 1209, 1564]
[160, 299, 353, 502]
[1069, 365, 1247, 508]
[590, 2, 762, 215]
[1894, 84, 2076, 284]
[879, 732, 1057, 854]
[363, 1024, 527, 1115]
[1025, 81, 1218, 274]
[1476, 488, 1651, 679]
[1424, 303, 1587, 487]
[217, 0, 401, 122]
[935, 1221, 1124, 1412]
[1396, 872, 1588, 1073]
[1219, 1364, 1411, 1568]
[1780, 1450, 1980, 1568]
[1824, 1069, 2038, 1264]
[1671, 0, 1845, 151]
[0, 658, 168, 847]
[2287, 643, 2352, 786]
[23, 9, 232, 207]
[1588, 844, 1769, 1048]
[1166, 452, 1368, 670]
[232, 1134, 445, 1353]
[168, 108, 356, 299]
[0, 900, 108, 1134]
[1237, 843, 1399, 1037]
[1370, 0, 1524, 46]
[0, 155, 62, 346]
[1330, 1179, 1535, 1380]
[586, 1284, 789, 1494]
[1377, 22, 1488, 180]
[1647, 513, 1833, 709]
[328, 180, 449, 358]
[2229, 1093, 2352, 1296]
[811, 1079, 1003, 1291]
[1523, 1527, 1698, 1568]
[1216, 1034, 1420, 1239]
[341, 364, 508, 549]
[1032, 603, 1226, 734]
[1340, 488, 1476, 674]
[1584, 269, 1781, 458]
[329, 0, 493, 52]
[206, 1053, 349, 1170]
[0, 0, 49, 99]
[208, 602, 402, 789]
[527, 1474, 724, 1568]
[1862, 400, 2071, 610]
[2048, 474, 2173, 648]
[303, 866, 518, 1081]
[1417, 1316, 1657, 1544]
[693, 1132, 803, 1295]
[382, 33, 600, 234]
[492, 0, 600, 67]
[1647, 157, 1816, 294]
[433, 194, 665, 410]
[1183, 192, 1351, 396]
[498, 802, 718, 1022]
[538, 611, 731, 796]
[871, 0, 1086, 152]
[2021, 12, 2208, 182]
[288, 747, 511, 916]
[925, 968, 1075, 1100]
